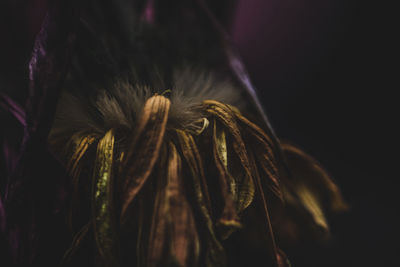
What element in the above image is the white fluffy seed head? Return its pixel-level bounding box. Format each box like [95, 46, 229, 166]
[49, 68, 244, 142]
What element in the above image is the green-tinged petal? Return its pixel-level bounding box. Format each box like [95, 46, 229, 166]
[212, 120, 241, 239]
[92, 129, 118, 265]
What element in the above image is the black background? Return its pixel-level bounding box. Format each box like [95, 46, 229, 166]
[1, 0, 396, 266]
[233, 0, 396, 266]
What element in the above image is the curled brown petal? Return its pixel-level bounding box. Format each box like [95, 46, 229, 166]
[121, 95, 170, 218]
[203, 100, 255, 212]
[167, 142, 200, 266]
[176, 129, 226, 266]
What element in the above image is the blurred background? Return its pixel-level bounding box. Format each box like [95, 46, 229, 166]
[232, 0, 396, 266]
[0, 0, 395, 266]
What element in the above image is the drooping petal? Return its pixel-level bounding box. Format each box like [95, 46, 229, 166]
[176, 129, 226, 267]
[235, 110, 282, 201]
[279, 143, 348, 239]
[147, 161, 168, 267]
[67, 133, 96, 230]
[68, 134, 96, 184]
[212, 120, 241, 239]
[166, 142, 200, 266]
[203, 100, 255, 212]
[121, 95, 170, 218]
[92, 129, 118, 265]
[247, 150, 281, 267]
[60, 223, 91, 266]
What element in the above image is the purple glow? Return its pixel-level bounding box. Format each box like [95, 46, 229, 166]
[142, 0, 155, 24]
